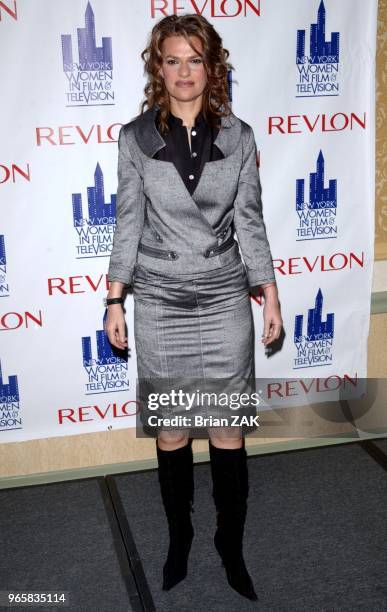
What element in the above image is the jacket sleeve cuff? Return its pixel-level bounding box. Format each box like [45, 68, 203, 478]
[107, 263, 133, 286]
[245, 268, 276, 288]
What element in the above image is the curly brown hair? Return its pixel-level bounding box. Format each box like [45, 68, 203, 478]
[140, 14, 234, 133]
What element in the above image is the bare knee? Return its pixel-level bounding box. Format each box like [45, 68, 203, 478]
[208, 426, 243, 449]
[157, 430, 190, 451]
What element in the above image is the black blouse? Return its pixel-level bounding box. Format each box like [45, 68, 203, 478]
[153, 110, 224, 195]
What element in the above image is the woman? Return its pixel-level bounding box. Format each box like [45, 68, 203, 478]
[105, 13, 283, 601]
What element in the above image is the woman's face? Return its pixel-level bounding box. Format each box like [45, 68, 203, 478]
[158, 35, 207, 105]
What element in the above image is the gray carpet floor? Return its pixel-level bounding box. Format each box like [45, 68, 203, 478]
[0, 441, 386, 611]
[0, 478, 133, 612]
[115, 442, 387, 611]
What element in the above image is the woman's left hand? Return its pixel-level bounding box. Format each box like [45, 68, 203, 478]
[261, 287, 283, 346]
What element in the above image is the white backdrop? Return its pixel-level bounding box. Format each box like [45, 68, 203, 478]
[0, 0, 378, 442]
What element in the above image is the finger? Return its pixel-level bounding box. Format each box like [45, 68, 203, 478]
[262, 323, 281, 344]
[263, 333, 275, 346]
[265, 331, 278, 344]
[105, 325, 125, 350]
[262, 317, 276, 339]
[107, 333, 123, 350]
[107, 337, 122, 350]
[262, 319, 272, 340]
[116, 323, 128, 346]
[271, 323, 282, 339]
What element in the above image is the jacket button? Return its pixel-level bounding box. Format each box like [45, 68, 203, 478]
[169, 251, 177, 259]
[156, 234, 163, 241]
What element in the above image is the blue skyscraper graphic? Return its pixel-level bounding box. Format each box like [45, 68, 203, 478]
[297, 0, 340, 64]
[82, 320, 127, 367]
[0, 358, 19, 402]
[227, 70, 233, 102]
[296, 151, 337, 211]
[0, 235, 6, 267]
[294, 289, 334, 342]
[72, 163, 117, 225]
[61, 2, 113, 70]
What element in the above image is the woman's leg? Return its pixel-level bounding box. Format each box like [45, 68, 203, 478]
[208, 427, 258, 601]
[156, 429, 195, 590]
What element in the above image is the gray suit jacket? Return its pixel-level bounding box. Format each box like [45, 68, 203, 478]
[107, 105, 276, 288]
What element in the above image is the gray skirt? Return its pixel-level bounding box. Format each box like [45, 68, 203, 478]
[132, 253, 258, 437]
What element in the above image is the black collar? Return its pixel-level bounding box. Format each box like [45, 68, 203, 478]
[133, 105, 241, 159]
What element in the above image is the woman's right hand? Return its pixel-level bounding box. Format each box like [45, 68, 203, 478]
[105, 304, 128, 350]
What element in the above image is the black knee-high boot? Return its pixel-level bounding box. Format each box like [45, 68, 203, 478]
[156, 439, 195, 591]
[209, 438, 258, 601]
